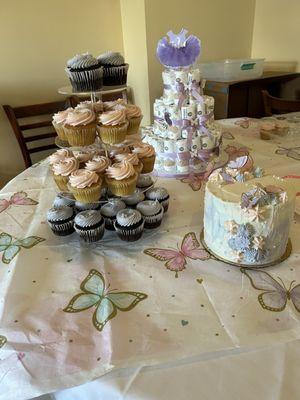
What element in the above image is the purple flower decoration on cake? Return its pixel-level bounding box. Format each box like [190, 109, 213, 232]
[156, 29, 201, 68]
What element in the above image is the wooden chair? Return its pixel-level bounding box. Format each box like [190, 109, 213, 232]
[262, 90, 300, 117]
[3, 98, 73, 168]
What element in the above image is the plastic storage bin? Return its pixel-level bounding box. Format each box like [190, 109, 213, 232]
[199, 58, 265, 82]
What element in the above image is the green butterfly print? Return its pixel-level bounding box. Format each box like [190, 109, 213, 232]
[0, 232, 45, 264]
[0, 335, 7, 348]
[64, 269, 148, 332]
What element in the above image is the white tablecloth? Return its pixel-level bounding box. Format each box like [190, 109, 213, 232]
[0, 117, 300, 400]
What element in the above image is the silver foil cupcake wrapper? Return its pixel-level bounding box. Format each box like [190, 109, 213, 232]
[142, 207, 164, 224]
[114, 220, 145, 237]
[74, 222, 105, 242]
[65, 67, 103, 91]
[48, 220, 74, 232]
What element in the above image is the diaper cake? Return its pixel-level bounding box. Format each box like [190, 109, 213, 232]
[203, 154, 295, 266]
[142, 29, 222, 177]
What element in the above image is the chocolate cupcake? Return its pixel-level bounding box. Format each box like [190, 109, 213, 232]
[65, 53, 103, 92]
[47, 206, 75, 236]
[75, 201, 101, 212]
[100, 199, 126, 230]
[136, 200, 164, 229]
[114, 209, 144, 242]
[145, 187, 170, 212]
[136, 174, 154, 190]
[53, 192, 75, 208]
[74, 210, 105, 242]
[97, 51, 129, 86]
[122, 189, 145, 208]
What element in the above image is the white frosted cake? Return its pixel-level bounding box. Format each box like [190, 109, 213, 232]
[204, 175, 295, 265]
[142, 29, 222, 176]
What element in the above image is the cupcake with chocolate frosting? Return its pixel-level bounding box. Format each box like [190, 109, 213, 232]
[100, 199, 126, 230]
[105, 161, 137, 196]
[64, 108, 97, 146]
[114, 208, 144, 242]
[132, 143, 156, 173]
[52, 108, 73, 142]
[74, 210, 105, 242]
[98, 109, 128, 145]
[68, 169, 102, 203]
[65, 53, 103, 92]
[97, 51, 129, 86]
[52, 157, 79, 191]
[136, 200, 164, 229]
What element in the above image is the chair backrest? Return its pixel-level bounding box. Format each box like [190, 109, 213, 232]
[3, 98, 73, 168]
[261, 90, 300, 117]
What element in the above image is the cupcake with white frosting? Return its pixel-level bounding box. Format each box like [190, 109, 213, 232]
[97, 51, 129, 86]
[52, 108, 73, 142]
[75, 100, 103, 114]
[64, 108, 97, 146]
[65, 53, 103, 92]
[114, 152, 143, 175]
[98, 109, 128, 145]
[73, 150, 93, 167]
[136, 174, 154, 190]
[49, 149, 74, 165]
[105, 161, 137, 196]
[145, 187, 170, 212]
[47, 206, 75, 236]
[68, 169, 102, 203]
[74, 210, 105, 242]
[114, 209, 144, 242]
[53, 192, 75, 208]
[52, 157, 79, 191]
[100, 199, 126, 230]
[122, 188, 145, 208]
[136, 200, 164, 229]
[132, 143, 156, 173]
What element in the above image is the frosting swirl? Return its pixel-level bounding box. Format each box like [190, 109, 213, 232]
[132, 143, 155, 158]
[67, 53, 99, 70]
[74, 151, 93, 163]
[106, 161, 135, 180]
[116, 209, 142, 227]
[52, 157, 79, 176]
[123, 189, 145, 205]
[125, 105, 142, 119]
[74, 210, 103, 227]
[85, 156, 110, 173]
[100, 199, 126, 217]
[146, 187, 169, 200]
[65, 108, 96, 126]
[136, 200, 162, 216]
[109, 145, 130, 158]
[47, 206, 74, 221]
[75, 100, 103, 113]
[115, 153, 139, 165]
[49, 149, 74, 165]
[52, 108, 73, 124]
[53, 192, 75, 207]
[69, 169, 99, 189]
[98, 110, 127, 126]
[97, 51, 125, 66]
[103, 99, 127, 111]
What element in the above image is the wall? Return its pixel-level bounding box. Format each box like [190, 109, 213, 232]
[0, 0, 123, 186]
[144, 0, 256, 110]
[251, 0, 300, 71]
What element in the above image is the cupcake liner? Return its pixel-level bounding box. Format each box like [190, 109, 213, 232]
[75, 222, 105, 242]
[143, 207, 164, 229]
[114, 219, 144, 242]
[133, 161, 143, 175]
[68, 182, 102, 203]
[52, 121, 68, 141]
[65, 66, 103, 92]
[103, 216, 116, 231]
[53, 174, 69, 192]
[98, 122, 128, 145]
[160, 197, 170, 213]
[105, 173, 137, 196]
[102, 64, 129, 86]
[127, 116, 143, 135]
[48, 220, 74, 236]
[141, 155, 156, 173]
[64, 123, 97, 146]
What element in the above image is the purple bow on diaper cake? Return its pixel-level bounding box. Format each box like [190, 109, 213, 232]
[156, 29, 201, 68]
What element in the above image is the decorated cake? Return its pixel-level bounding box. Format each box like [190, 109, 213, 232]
[203, 175, 295, 265]
[142, 29, 222, 177]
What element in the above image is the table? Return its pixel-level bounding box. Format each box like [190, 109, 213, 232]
[1, 116, 300, 400]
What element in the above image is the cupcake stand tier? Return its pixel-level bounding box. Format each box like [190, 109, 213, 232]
[58, 85, 130, 102]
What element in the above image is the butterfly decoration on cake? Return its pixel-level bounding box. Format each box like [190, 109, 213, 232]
[156, 29, 201, 68]
[0, 191, 38, 214]
[64, 269, 148, 332]
[144, 232, 210, 277]
[179, 162, 215, 191]
[276, 146, 300, 161]
[242, 268, 300, 312]
[0, 232, 45, 264]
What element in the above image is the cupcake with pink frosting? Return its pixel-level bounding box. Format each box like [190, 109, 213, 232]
[132, 143, 156, 173]
[105, 160, 137, 196]
[114, 152, 143, 175]
[68, 169, 102, 203]
[124, 105, 143, 135]
[85, 156, 111, 178]
[52, 157, 79, 191]
[49, 149, 74, 166]
[64, 108, 97, 146]
[98, 109, 128, 145]
[52, 108, 73, 142]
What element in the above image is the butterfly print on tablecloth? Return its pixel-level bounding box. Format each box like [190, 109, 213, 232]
[64, 269, 148, 332]
[222, 131, 235, 140]
[0, 335, 7, 348]
[276, 147, 300, 161]
[0, 191, 38, 213]
[144, 232, 210, 277]
[0, 232, 45, 264]
[242, 268, 300, 312]
[234, 118, 251, 129]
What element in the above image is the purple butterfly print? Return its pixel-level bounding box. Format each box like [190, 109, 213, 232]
[227, 155, 248, 169]
[0, 191, 38, 213]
